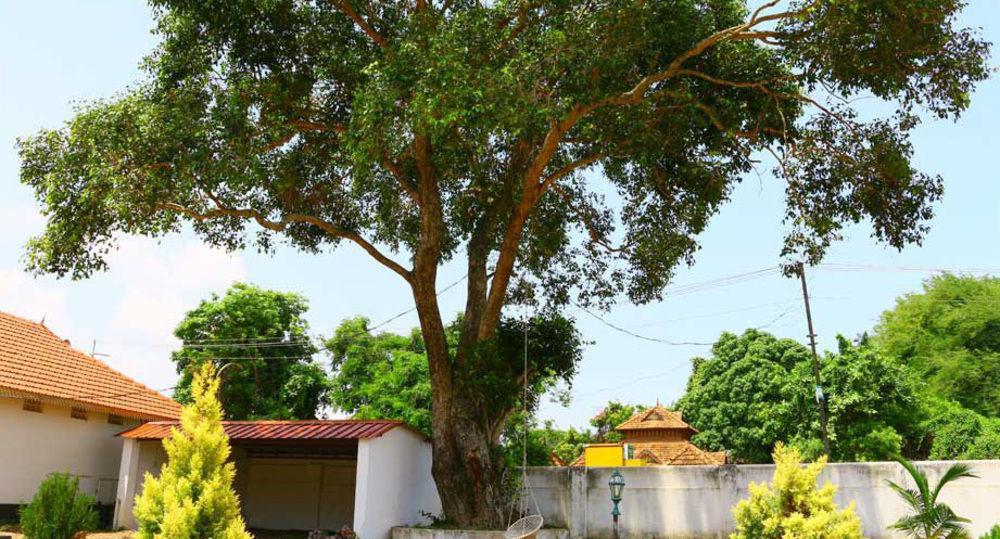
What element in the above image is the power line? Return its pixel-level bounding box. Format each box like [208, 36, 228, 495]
[818, 262, 1000, 274]
[65, 274, 470, 402]
[572, 302, 715, 346]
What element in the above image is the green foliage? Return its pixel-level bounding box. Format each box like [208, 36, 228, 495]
[793, 337, 924, 462]
[874, 274, 1000, 417]
[18, 0, 988, 304]
[326, 314, 582, 437]
[678, 330, 924, 463]
[502, 416, 592, 467]
[979, 525, 1000, 539]
[590, 401, 647, 443]
[677, 330, 805, 463]
[172, 283, 330, 420]
[920, 398, 1000, 460]
[326, 317, 433, 434]
[17, 0, 990, 524]
[887, 457, 978, 539]
[730, 444, 863, 539]
[19, 473, 98, 539]
[133, 364, 251, 539]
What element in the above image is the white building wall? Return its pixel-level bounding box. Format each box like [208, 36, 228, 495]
[113, 439, 167, 529]
[0, 396, 140, 506]
[354, 428, 442, 539]
[526, 460, 1000, 539]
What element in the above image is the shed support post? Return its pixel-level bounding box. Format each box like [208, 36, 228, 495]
[113, 438, 141, 530]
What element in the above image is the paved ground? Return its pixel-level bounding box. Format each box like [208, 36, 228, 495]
[1, 534, 133, 539]
[0, 529, 307, 539]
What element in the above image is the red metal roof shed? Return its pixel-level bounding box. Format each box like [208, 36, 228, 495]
[118, 419, 414, 441]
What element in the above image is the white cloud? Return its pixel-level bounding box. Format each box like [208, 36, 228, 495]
[0, 268, 69, 326]
[0, 221, 248, 391]
[100, 237, 248, 386]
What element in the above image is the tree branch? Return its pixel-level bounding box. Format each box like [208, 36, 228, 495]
[539, 152, 605, 192]
[334, 0, 388, 49]
[156, 200, 412, 282]
[550, 184, 629, 254]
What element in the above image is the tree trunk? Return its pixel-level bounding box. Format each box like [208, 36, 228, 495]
[429, 378, 508, 528]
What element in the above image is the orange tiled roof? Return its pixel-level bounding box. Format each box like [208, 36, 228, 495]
[0, 311, 180, 420]
[632, 441, 726, 465]
[615, 405, 697, 433]
[119, 419, 408, 440]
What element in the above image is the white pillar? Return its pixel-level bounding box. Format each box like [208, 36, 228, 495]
[113, 438, 141, 530]
[569, 467, 588, 539]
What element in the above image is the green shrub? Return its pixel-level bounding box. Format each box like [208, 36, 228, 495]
[19, 473, 98, 539]
[980, 525, 1000, 539]
[731, 444, 863, 539]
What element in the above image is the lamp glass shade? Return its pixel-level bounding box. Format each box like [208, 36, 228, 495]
[609, 469, 625, 500]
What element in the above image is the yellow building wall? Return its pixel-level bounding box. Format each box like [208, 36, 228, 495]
[583, 445, 623, 467]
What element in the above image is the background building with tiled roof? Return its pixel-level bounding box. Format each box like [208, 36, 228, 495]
[0, 311, 180, 524]
[571, 404, 726, 467]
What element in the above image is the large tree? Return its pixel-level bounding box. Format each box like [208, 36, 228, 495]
[172, 283, 330, 420]
[874, 274, 1000, 417]
[18, 0, 989, 524]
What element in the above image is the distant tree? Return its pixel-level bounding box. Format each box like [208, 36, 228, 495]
[677, 330, 806, 463]
[133, 364, 251, 539]
[678, 330, 923, 463]
[919, 397, 1000, 460]
[172, 283, 330, 420]
[550, 427, 593, 466]
[591, 401, 648, 442]
[18, 0, 989, 524]
[326, 317, 433, 434]
[874, 274, 1000, 417]
[790, 337, 924, 462]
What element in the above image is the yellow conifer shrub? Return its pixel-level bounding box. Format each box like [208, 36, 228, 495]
[731, 444, 865, 539]
[133, 363, 252, 539]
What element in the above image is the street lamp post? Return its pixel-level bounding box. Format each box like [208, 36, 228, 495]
[609, 469, 626, 539]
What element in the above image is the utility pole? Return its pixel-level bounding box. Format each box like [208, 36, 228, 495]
[797, 262, 831, 457]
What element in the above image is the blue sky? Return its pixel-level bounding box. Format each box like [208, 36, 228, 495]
[1, 1, 997, 429]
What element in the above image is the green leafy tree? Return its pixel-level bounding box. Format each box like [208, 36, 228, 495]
[679, 330, 923, 463]
[327, 312, 583, 446]
[591, 401, 647, 443]
[677, 330, 806, 463]
[887, 458, 978, 539]
[980, 525, 1000, 539]
[18, 0, 989, 524]
[731, 444, 863, 539]
[19, 473, 98, 539]
[326, 317, 433, 434]
[790, 336, 924, 462]
[133, 364, 251, 539]
[874, 274, 1000, 417]
[919, 398, 1000, 460]
[549, 427, 593, 466]
[172, 283, 330, 420]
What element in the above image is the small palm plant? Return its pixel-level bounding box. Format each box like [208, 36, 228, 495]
[886, 457, 978, 539]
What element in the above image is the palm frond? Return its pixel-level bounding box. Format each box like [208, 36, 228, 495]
[894, 456, 931, 502]
[886, 480, 925, 513]
[930, 463, 978, 503]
